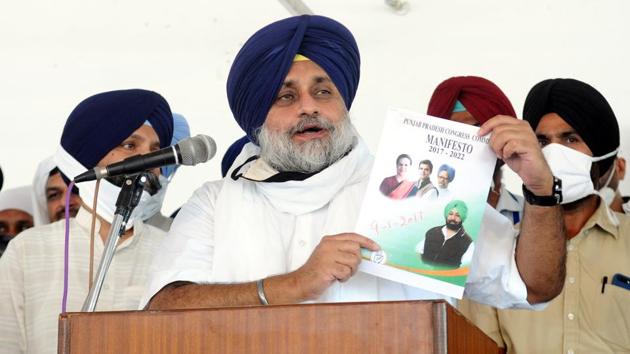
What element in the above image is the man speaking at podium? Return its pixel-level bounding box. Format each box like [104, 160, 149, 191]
[0, 89, 173, 354]
[144, 15, 565, 310]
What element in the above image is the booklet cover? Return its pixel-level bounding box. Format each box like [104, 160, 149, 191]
[356, 107, 496, 299]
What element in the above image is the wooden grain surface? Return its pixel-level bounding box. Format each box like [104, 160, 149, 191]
[58, 300, 499, 354]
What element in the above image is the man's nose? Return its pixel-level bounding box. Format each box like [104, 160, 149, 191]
[298, 94, 319, 117]
[68, 194, 81, 207]
[7, 226, 19, 237]
[52, 199, 65, 214]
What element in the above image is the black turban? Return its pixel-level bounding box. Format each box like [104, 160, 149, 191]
[523, 78, 619, 173]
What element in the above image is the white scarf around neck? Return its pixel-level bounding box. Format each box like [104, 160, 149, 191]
[212, 138, 373, 281]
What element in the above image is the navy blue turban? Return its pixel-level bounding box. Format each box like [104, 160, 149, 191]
[221, 135, 249, 177]
[60, 89, 173, 168]
[523, 78, 619, 173]
[226, 15, 361, 143]
[438, 164, 456, 182]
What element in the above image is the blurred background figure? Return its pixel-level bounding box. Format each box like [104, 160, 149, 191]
[599, 156, 627, 214]
[0, 185, 34, 256]
[31, 156, 81, 226]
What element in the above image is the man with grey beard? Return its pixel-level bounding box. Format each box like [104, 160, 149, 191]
[142, 15, 565, 310]
[257, 113, 357, 174]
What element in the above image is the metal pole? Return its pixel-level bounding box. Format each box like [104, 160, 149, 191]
[277, 0, 313, 15]
[81, 214, 127, 312]
[80, 173, 147, 312]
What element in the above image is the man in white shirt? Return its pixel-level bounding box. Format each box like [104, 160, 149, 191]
[0, 89, 173, 354]
[31, 158, 81, 226]
[144, 15, 565, 310]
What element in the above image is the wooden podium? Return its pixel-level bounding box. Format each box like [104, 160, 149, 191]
[58, 300, 501, 354]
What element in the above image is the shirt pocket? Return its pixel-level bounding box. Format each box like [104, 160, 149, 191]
[590, 283, 630, 349]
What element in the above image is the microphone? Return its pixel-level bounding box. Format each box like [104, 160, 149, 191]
[74, 134, 216, 183]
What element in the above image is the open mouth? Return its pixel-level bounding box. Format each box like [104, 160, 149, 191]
[293, 123, 329, 140]
[297, 124, 324, 134]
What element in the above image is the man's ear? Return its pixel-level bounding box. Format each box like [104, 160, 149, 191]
[596, 157, 625, 190]
[616, 157, 626, 181]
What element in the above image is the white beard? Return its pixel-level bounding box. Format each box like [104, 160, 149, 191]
[256, 114, 358, 174]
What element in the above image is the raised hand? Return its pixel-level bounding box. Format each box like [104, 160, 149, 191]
[479, 115, 553, 196]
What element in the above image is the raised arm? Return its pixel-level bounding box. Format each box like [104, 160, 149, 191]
[479, 116, 566, 304]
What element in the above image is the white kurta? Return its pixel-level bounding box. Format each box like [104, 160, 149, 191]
[142, 141, 539, 310]
[0, 208, 167, 354]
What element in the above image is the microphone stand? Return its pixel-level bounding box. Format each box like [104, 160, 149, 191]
[81, 173, 148, 312]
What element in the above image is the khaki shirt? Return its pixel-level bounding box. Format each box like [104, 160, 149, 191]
[459, 201, 630, 354]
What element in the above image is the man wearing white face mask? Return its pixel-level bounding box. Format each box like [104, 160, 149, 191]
[458, 78, 630, 353]
[0, 89, 173, 354]
[142, 113, 191, 231]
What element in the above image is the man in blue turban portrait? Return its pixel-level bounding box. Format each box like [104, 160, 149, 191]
[144, 15, 566, 311]
[0, 89, 174, 353]
[436, 163, 455, 203]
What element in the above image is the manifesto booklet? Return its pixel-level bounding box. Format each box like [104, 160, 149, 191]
[356, 107, 496, 299]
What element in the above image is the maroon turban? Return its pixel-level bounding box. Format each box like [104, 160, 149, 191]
[427, 76, 516, 124]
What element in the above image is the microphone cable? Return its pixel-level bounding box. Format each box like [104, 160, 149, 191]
[61, 181, 75, 314]
[61, 179, 101, 313]
[88, 180, 101, 291]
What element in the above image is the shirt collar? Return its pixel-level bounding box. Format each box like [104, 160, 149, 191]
[581, 198, 620, 239]
[75, 206, 143, 248]
[440, 225, 465, 238]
